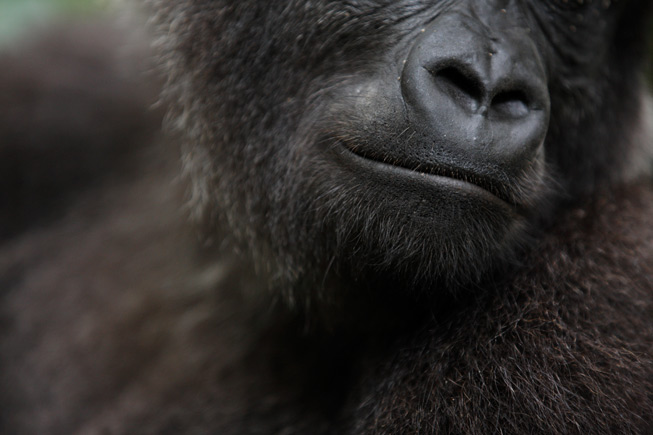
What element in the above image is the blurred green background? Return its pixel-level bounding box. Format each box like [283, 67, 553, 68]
[0, 0, 103, 44]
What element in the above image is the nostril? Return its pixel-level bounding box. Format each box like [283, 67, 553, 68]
[431, 66, 483, 111]
[491, 90, 530, 118]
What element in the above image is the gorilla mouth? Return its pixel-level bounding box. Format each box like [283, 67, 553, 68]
[339, 143, 515, 206]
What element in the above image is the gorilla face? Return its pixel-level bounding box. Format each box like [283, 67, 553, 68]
[147, 0, 652, 296]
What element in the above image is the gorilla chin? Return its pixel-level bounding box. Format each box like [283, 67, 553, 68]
[300, 137, 541, 293]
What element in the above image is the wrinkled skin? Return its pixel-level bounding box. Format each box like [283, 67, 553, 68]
[0, 0, 652, 434]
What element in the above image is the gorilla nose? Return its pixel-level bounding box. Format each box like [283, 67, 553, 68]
[400, 14, 550, 171]
[428, 63, 531, 119]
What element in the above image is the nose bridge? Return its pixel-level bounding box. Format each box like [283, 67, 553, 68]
[428, 12, 494, 77]
[467, 0, 522, 31]
[488, 30, 546, 98]
[425, 8, 539, 96]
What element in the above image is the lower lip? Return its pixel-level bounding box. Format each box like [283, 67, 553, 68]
[334, 144, 514, 211]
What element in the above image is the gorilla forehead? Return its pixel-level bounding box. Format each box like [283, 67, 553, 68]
[151, 0, 640, 69]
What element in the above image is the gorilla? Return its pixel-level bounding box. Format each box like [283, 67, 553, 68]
[1, 0, 652, 433]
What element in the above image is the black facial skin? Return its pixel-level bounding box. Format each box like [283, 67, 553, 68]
[148, 0, 651, 298]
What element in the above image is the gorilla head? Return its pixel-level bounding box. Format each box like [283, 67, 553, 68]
[146, 0, 652, 301]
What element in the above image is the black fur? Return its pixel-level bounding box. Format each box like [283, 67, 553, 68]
[1, 0, 652, 433]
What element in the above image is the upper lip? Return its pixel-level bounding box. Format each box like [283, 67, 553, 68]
[341, 144, 514, 205]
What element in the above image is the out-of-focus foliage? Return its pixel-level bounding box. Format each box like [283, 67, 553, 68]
[0, 0, 103, 43]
